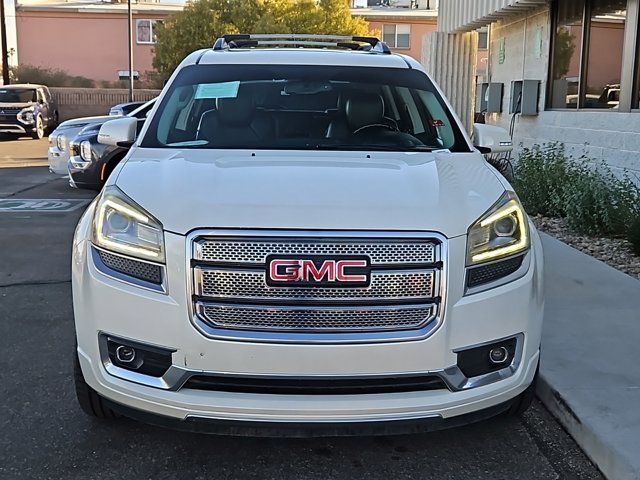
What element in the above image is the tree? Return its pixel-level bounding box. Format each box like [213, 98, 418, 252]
[552, 28, 576, 80]
[153, 0, 371, 78]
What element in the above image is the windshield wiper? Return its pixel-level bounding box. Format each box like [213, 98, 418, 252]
[313, 144, 435, 152]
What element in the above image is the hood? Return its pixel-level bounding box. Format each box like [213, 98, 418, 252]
[114, 149, 505, 238]
[0, 102, 34, 108]
[58, 115, 112, 130]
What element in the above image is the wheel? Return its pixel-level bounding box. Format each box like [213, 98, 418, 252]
[507, 365, 539, 416]
[31, 115, 44, 140]
[49, 111, 59, 133]
[74, 347, 119, 419]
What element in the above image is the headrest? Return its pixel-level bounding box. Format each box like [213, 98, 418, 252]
[216, 95, 254, 126]
[345, 92, 384, 131]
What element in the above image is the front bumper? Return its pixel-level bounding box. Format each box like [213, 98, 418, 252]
[68, 155, 102, 190]
[48, 146, 69, 175]
[72, 204, 544, 429]
[0, 119, 33, 135]
[101, 393, 522, 437]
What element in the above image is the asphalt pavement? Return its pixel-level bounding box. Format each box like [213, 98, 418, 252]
[0, 137, 603, 480]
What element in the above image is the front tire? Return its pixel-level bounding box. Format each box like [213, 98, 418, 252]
[49, 111, 59, 133]
[31, 115, 44, 140]
[507, 366, 539, 416]
[74, 348, 118, 419]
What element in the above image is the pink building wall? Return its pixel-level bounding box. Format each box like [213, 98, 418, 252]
[15, 9, 438, 84]
[367, 20, 436, 62]
[16, 10, 165, 84]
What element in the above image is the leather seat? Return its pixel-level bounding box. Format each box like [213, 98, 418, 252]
[196, 94, 273, 146]
[325, 91, 386, 139]
[344, 92, 386, 134]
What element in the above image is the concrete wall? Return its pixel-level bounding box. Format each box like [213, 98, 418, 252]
[485, 6, 640, 180]
[50, 87, 160, 121]
[423, 31, 478, 133]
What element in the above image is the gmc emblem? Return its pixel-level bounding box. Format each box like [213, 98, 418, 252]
[266, 255, 371, 288]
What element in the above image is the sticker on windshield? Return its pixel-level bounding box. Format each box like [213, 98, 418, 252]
[195, 81, 240, 99]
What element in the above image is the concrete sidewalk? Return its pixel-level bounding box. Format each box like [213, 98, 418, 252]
[538, 233, 640, 480]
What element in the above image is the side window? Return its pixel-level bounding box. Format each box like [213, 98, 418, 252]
[417, 90, 455, 148]
[397, 87, 425, 134]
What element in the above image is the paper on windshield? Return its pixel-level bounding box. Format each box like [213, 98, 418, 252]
[195, 81, 240, 100]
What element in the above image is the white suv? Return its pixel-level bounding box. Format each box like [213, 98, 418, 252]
[72, 35, 544, 435]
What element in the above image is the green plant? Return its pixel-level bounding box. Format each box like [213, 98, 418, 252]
[563, 163, 640, 236]
[513, 143, 640, 237]
[629, 216, 640, 255]
[512, 143, 575, 217]
[11, 64, 94, 87]
[152, 0, 371, 78]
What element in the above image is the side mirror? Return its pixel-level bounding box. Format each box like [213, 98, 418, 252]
[472, 123, 513, 154]
[98, 117, 138, 147]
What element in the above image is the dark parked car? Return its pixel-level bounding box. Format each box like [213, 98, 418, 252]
[68, 99, 155, 190]
[0, 83, 58, 139]
[108, 101, 146, 117]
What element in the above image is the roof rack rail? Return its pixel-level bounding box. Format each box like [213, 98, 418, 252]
[212, 34, 391, 54]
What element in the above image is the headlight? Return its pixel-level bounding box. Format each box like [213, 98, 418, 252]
[17, 107, 35, 124]
[49, 134, 57, 147]
[466, 191, 530, 265]
[57, 135, 67, 151]
[92, 186, 165, 262]
[80, 140, 92, 161]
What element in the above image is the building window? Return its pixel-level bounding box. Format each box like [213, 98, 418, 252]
[549, 0, 627, 109]
[136, 19, 161, 44]
[383, 24, 411, 49]
[478, 31, 488, 50]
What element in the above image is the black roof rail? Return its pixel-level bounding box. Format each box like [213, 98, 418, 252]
[212, 34, 391, 54]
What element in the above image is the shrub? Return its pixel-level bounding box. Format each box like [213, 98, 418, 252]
[563, 163, 639, 235]
[11, 64, 94, 88]
[629, 216, 640, 255]
[512, 143, 575, 217]
[513, 143, 640, 237]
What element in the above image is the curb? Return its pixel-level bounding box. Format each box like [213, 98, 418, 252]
[536, 373, 638, 480]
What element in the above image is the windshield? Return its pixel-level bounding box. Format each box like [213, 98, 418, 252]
[0, 88, 37, 103]
[141, 64, 469, 152]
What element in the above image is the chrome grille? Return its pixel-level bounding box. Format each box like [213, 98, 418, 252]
[195, 239, 438, 265]
[197, 303, 435, 331]
[190, 233, 443, 338]
[196, 267, 437, 301]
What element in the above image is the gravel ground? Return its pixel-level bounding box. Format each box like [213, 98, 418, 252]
[532, 215, 640, 280]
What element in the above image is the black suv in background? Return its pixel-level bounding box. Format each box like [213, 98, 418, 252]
[68, 99, 155, 190]
[0, 84, 58, 139]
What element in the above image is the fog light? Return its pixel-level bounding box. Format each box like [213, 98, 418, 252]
[103, 334, 174, 377]
[489, 346, 509, 364]
[115, 345, 136, 364]
[456, 336, 518, 378]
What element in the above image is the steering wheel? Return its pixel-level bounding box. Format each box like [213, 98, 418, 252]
[352, 123, 396, 135]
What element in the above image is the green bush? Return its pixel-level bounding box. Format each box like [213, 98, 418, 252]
[513, 143, 640, 237]
[10, 64, 94, 88]
[512, 143, 575, 217]
[563, 163, 639, 235]
[628, 216, 640, 255]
